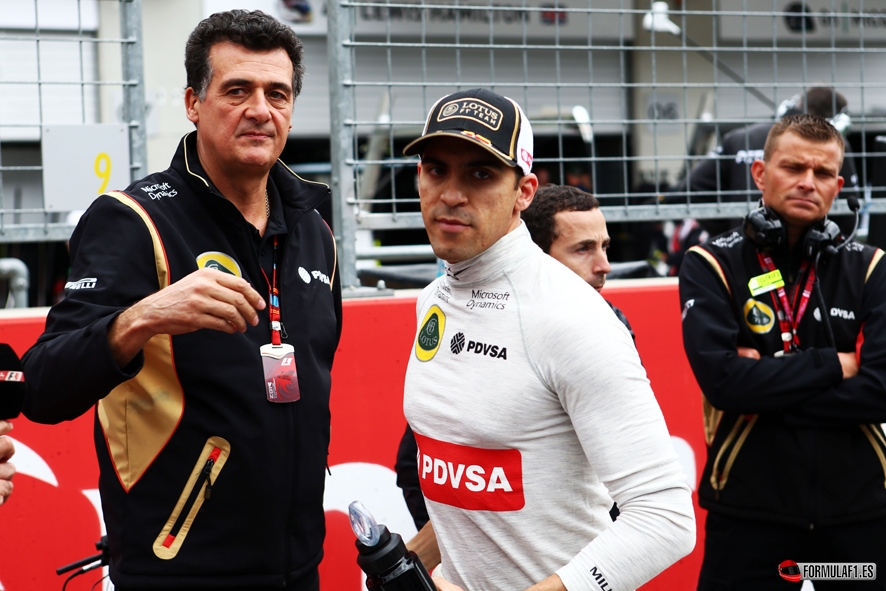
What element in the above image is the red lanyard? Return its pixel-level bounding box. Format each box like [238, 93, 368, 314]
[267, 235, 282, 346]
[756, 252, 815, 354]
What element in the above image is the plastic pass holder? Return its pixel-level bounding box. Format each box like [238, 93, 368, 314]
[260, 342, 300, 403]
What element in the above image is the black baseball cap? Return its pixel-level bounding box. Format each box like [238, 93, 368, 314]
[403, 88, 534, 175]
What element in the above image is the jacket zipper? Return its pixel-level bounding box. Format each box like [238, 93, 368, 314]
[162, 446, 221, 549]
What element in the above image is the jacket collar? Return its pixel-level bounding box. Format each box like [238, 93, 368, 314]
[443, 221, 538, 286]
[170, 131, 330, 219]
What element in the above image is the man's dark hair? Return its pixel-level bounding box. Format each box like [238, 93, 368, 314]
[764, 113, 845, 163]
[522, 184, 600, 253]
[799, 87, 848, 118]
[185, 10, 304, 101]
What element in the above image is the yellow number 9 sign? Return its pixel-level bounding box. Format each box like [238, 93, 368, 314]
[94, 152, 111, 194]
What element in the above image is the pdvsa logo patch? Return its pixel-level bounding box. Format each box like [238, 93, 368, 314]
[744, 299, 775, 334]
[449, 332, 507, 359]
[298, 267, 331, 285]
[415, 305, 445, 362]
[412, 431, 524, 511]
[450, 332, 466, 354]
[196, 252, 242, 277]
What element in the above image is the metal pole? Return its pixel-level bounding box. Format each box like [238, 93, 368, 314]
[120, 0, 147, 182]
[327, 0, 359, 289]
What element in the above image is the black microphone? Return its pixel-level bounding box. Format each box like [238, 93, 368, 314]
[0, 344, 26, 420]
[834, 194, 862, 255]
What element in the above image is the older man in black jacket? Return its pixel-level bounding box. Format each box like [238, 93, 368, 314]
[22, 10, 340, 591]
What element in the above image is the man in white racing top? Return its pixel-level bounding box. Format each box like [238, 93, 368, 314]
[402, 87, 695, 591]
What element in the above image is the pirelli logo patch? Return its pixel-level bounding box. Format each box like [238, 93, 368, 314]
[437, 98, 503, 131]
[413, 431, 525, 511]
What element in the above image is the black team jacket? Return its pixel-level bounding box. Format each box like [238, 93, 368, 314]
[679, 225, 886, 527]
[22, 132, 342, 589]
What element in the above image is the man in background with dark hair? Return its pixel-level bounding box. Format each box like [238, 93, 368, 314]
[22, 10, 340, 590]
[522, 183, 633, 339]
[680, 114, 886, 590]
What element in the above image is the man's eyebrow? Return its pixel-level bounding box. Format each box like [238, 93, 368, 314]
[219, 78, 252, 90]
[267, 81, 293, 94]
[420, 154, 504, 170]
[465, 157, 506, 169]
[218, 78, 293, 94]
[574, 239, 598, 248]
[421, 155, 447, 167]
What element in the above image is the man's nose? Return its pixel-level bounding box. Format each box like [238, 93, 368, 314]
[439, 181, 467, 206]
[797, 167, 816, 190]
[245, 91, 272, 122]
[594, 252, 611, 275]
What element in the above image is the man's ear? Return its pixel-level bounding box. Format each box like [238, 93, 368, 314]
[751, 159, 767, 193]
[515, 173, 539, 214]
[185, 87, 200, 124]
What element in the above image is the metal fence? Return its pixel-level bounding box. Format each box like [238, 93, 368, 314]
[1, 0, 885, 292]
[0, 0, 146, 244]
[328, 0, 886, 287]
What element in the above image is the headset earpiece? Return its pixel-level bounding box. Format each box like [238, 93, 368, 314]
[776, 93, 802, 120]
[829, 109, 851, 135]
[744, 206, 786, 249]
[802, 218, 842, 258]
[744, 207, 841, 258]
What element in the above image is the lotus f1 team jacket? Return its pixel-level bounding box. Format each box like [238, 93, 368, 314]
[22, 132, 342, 588]
[679, 226, 886, 528]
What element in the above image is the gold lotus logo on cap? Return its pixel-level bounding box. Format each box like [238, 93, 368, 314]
[436, 99, 503, 131]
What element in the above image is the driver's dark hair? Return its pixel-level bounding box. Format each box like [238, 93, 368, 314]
[522, 184, 600, 254]
[185, 10, 304, 101]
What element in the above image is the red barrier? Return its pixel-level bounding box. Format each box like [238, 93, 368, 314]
[0, 279, 707, 591]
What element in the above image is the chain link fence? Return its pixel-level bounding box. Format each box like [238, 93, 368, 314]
[328, 0, 886, 287]
[1, 0, 884, 292]
[0, 0, 146, 306]
[0, 0, 146, 243]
